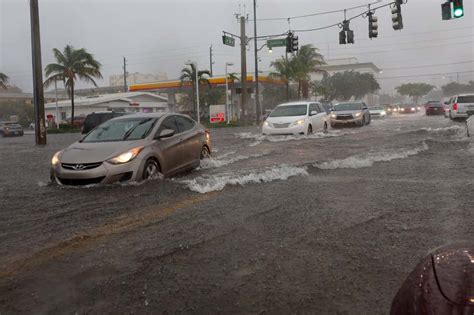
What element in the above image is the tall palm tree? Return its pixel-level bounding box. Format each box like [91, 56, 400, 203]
[292, 44, 326, 99]
[179, 64, 211, 114]
[44, 45, 102, 125]
[270, 56, 294, 101]
[0, 72, 8, 89]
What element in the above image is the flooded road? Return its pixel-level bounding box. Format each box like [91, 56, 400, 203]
[1, 113, 473, 313]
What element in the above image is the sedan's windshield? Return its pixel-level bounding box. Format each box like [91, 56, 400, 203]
[81, 118, 156, 143]
[269, 105, 307, 117]
[333, 103, 362, 111]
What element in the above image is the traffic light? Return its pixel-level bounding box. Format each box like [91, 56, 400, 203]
[286, 32, 293, 53]
[391, 3, 404, 30]
[368, 12, 378, 39]
[339, 30, 346, 45]
[453, 0, 464, 18]
[292, 35, 299, 52]
[347, 30, 355, 44]
[339, 20, 354, 45]
[441, 1, 452, 20]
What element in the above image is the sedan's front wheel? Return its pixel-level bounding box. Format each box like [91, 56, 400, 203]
[143, 159, 160, 180]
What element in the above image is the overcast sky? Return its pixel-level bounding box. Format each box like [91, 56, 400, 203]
[1, 0, 473, 94]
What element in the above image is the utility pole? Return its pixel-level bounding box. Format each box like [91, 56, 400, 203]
[253, 0, 261, 124]
[240, 15, 248, 123]
[285, 51, 290, 101]
[209, 45, 214, 76]
[29, 0, 46, 145]
[123, 57, 127, 92]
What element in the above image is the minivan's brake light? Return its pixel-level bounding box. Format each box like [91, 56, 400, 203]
[453, 103, 458, 110]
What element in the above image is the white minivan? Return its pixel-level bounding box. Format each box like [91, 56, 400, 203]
[262, 102, 329, 135]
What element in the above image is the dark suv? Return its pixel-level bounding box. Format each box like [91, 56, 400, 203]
[81, 111, 127, 134]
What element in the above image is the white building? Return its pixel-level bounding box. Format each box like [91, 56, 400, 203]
[110, 72, 168, 87]
[45, 92, 169, 122]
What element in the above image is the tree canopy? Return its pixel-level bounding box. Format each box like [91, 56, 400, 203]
[312, 71, 380, 102]
[395, 83, 435, 104]
[0, 72, 8, 89]
[270, 44, 326, 100]
[44, 45, 102, 125]
[441, 81, 474, 97]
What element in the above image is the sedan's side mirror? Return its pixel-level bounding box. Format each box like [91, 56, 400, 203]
[310, 111, 317, 116]
[156, 129, 175, 139]
[363, 106, 368, 110]
[444, 101, 449, 105]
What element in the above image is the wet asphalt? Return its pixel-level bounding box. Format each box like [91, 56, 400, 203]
[0, 113, 473, 314]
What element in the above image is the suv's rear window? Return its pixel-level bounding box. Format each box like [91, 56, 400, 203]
[457, 95, 474, 103]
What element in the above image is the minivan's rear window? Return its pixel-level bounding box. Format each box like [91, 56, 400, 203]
[457, 95, 474, 103]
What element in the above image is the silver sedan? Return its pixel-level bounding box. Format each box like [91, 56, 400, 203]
[51, 113, 211, 185]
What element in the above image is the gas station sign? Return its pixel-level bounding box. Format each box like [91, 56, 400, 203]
[209, 105, 226, 123]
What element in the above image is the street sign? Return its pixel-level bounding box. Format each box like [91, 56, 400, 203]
[210, 105, 226, 123]
[267, 38, 287, 48]
[222, 35, 235, 47]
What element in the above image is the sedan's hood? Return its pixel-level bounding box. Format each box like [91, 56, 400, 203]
[60, 140, 147, 164]
[266, 115, 306, 124]
[369, 109, 385, 113]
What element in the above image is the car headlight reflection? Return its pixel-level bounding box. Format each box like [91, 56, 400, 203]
[295, 119, 305, 125]
[107, 147, 144, 165]
[51, 151, 61, 166]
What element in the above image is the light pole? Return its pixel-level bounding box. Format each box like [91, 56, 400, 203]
[54, 78, 59, 128]
[225, 62, 234, 124]
[185, 61, 200, 124]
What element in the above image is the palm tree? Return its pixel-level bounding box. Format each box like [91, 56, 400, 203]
[44, 45, 102, 125]
[270, 56, 294, 101]
[179, 64, 211, 115]
[0, 72, 8, 89]
[292, 44, 326, 99]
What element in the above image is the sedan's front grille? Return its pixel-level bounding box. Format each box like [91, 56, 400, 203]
[336, 115, 353, 120]
[57, 176, 105, 186]
[273, 123, 291, 128]
[61, 162, 102, 171]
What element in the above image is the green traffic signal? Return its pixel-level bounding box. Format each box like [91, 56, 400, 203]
[453, 0, 464, 18]
[453, 8, 464, 17]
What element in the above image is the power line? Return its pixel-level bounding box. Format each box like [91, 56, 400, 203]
[378, 70, 474, 80]
[381, 60, 474, 71]
[251, 0, 383, 21]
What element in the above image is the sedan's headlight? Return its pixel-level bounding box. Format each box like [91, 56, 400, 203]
[354, 112, 362, 117]
[107, 147, 144, 165]
[411, 107, 416, 111]
[51, 151, 61, 166]
[295, 119, 305, 125]
[263, 121, 273, 128]
[381, 111, 386, 115]
[331, 113, 337, 118]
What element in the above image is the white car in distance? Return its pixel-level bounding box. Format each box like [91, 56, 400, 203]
[262, 102, 329, 136]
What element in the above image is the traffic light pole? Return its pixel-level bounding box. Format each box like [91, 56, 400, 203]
[29, 0, 47, 145]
